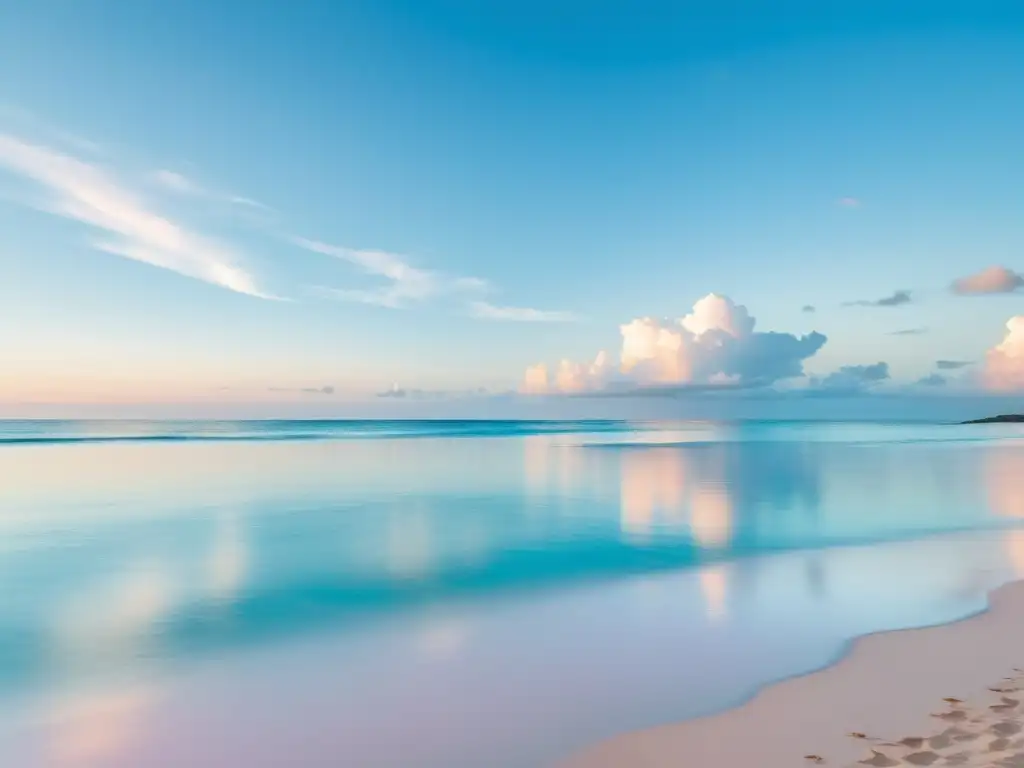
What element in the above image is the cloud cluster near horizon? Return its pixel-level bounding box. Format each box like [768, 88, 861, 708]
[268, 385, 335, 395]
[815, 362, 890, 392]
[521, 294, 827, 395]
[917, 373, 947, 387]
[984, 316, 1024, 391]
[377, 384, 490, 399]
[952, 266, 1024, 295]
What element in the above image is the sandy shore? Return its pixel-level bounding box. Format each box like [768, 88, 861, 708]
[561, 579, 1024, 767]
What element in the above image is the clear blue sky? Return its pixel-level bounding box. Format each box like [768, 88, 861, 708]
[2, 1, 1024, 415]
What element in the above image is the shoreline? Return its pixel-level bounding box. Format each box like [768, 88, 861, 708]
[561, 578, 1024, 767]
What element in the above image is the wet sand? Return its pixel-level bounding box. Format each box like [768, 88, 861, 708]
[562, 579, 1024, 767]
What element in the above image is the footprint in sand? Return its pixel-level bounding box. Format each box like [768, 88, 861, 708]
[857, 750, 900, 767]
[994, 722, 1024, 737]
[953, 730, 982, 742]
[992, 699, 1020, 714]
[896, 737, 925, 749]
[926, 729, 953, 750]
[902, 750, 940, 765]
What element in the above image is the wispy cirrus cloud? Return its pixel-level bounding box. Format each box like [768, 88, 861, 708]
[0, 116, 571, 318]
[951, 265, 1024, 296]
[844, 290, 912, 308]
[0, 134, 273, 298]
[0, 105, 104, 156]
[889, 327, 928, 336]
[469, 301, 579, 323]
[152, 169, 272, 212]
[296, 237, 573, 320]
[152, 169, 203, 195]
[837, 197, 861, 208]
[294, 237, 465, 308]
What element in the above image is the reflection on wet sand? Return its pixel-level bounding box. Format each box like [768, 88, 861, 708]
[984, 446, 1024, 577]
[698, 565, 729, 621]
[47, 686, 158, 767]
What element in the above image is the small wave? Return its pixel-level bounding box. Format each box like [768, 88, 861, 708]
[0, 419, 634, 446]
[0, 433, 334, 446]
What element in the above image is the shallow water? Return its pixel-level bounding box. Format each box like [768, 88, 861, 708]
[1, 419, 1023, 766]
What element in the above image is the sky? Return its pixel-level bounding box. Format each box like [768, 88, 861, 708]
[1, 0, 1024, 418]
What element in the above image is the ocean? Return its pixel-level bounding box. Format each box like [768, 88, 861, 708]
[1, 418, 1023, 767]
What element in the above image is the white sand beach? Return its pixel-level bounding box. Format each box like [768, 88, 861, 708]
[562, 579, 1024, 768]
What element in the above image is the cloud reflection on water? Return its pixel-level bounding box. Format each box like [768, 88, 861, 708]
[2, 428, 1024, 732]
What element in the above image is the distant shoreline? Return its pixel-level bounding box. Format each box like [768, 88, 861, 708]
[962, 414, 1024, 424]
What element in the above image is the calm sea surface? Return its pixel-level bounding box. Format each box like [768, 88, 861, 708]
[1, 419, 1023, 767]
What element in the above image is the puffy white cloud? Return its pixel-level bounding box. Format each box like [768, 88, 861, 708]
[952, 266, 1024, 296]
[521, 364, 550, 395]
[520, 352, 613, 394]
[984, 316, 1024, 391]
[521, 294, 826, 394]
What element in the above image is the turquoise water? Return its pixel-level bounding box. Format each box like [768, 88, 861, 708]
[1, 419, 1024, 766]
